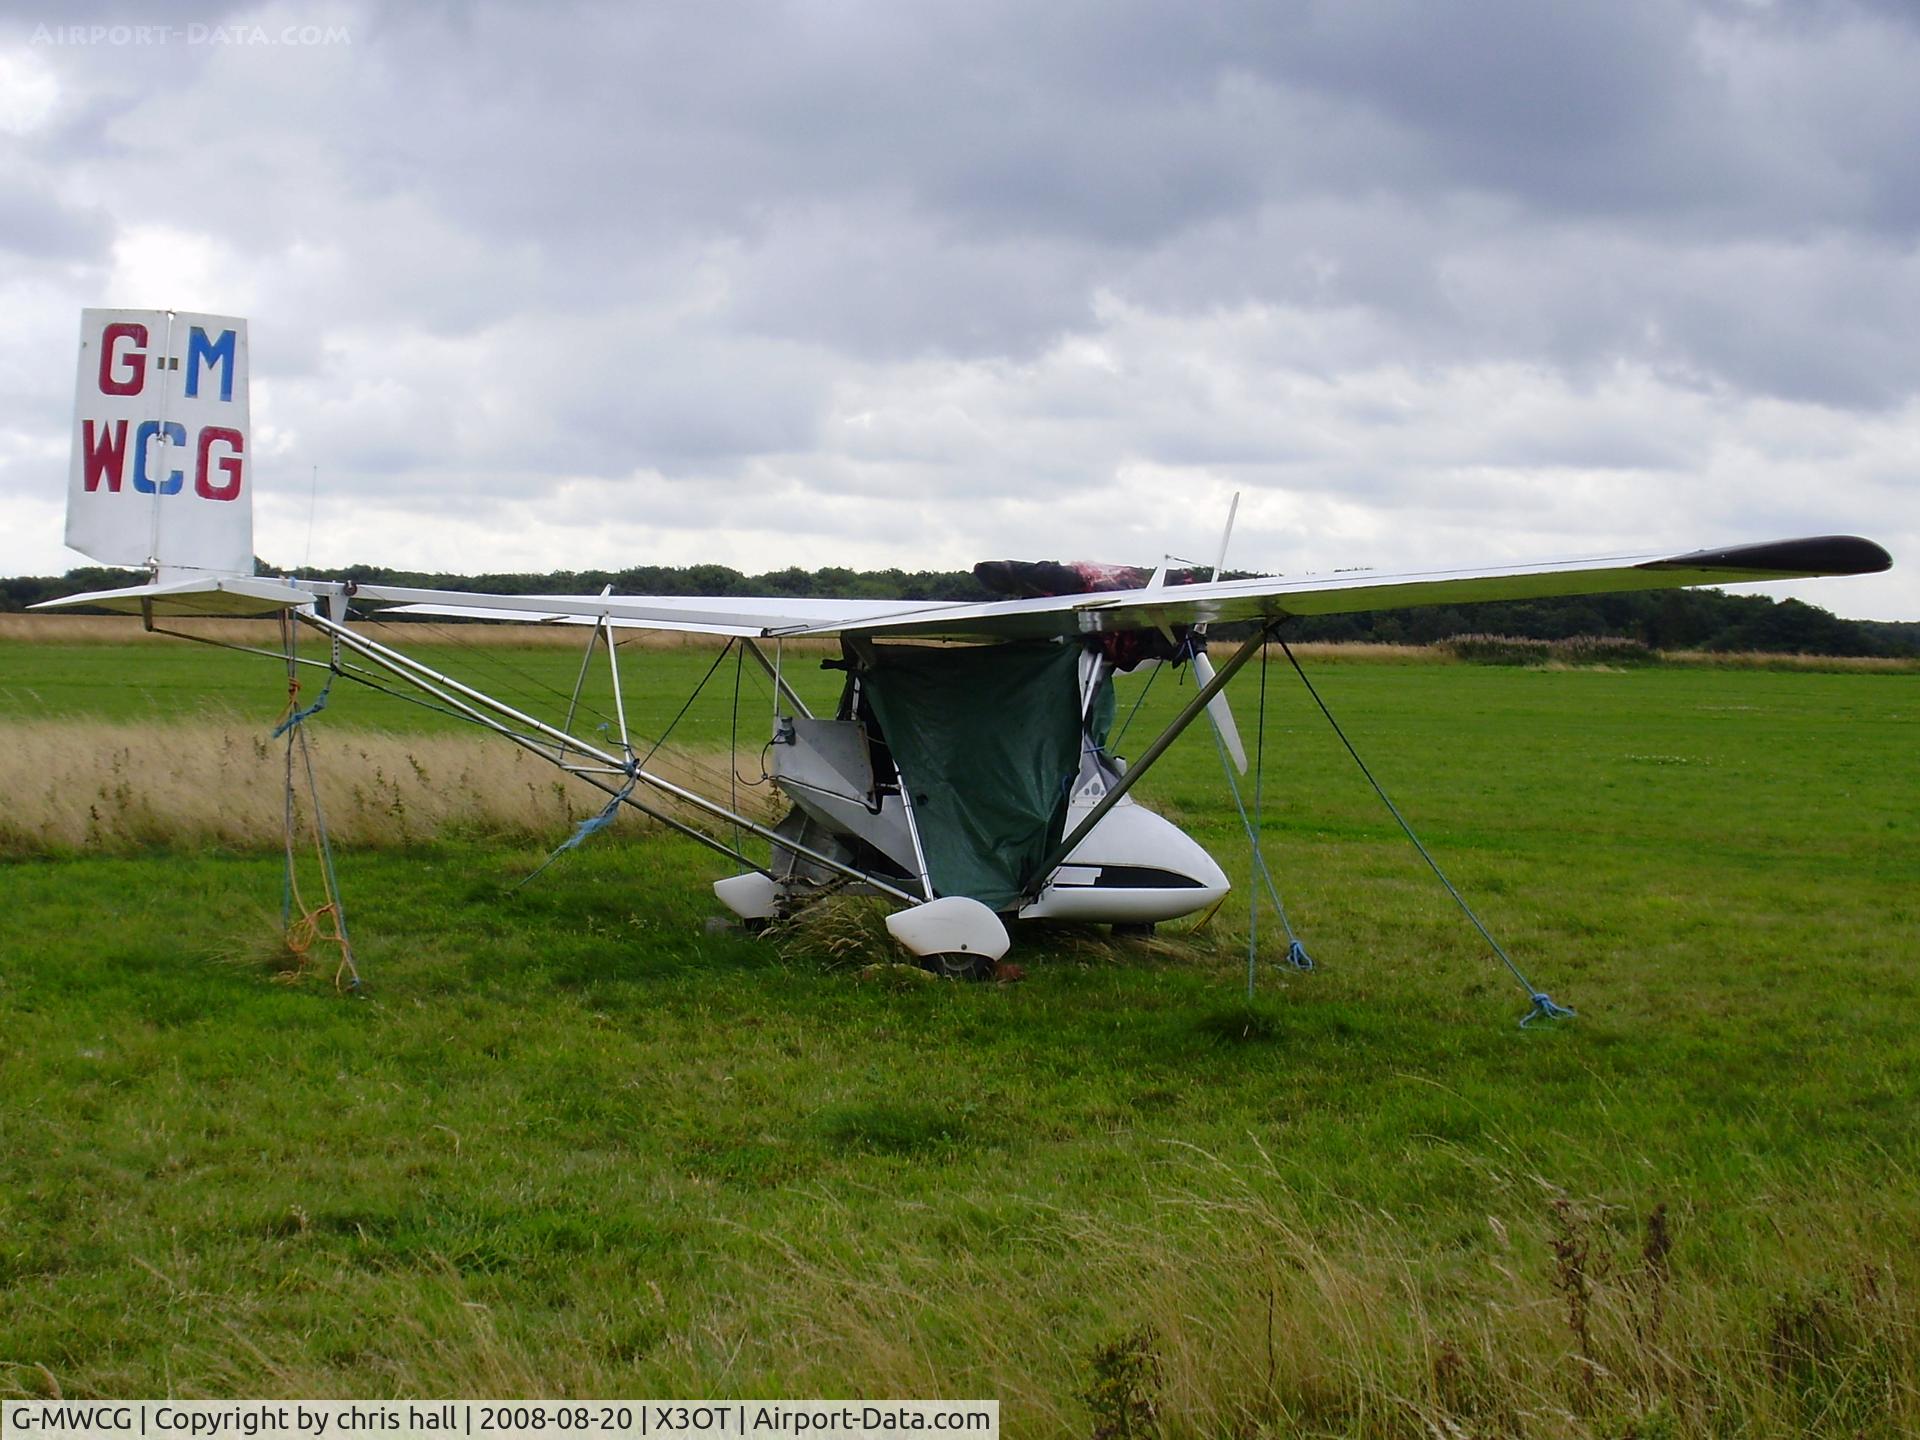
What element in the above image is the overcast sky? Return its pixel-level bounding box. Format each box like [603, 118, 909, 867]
[2, 0, 1915, 618]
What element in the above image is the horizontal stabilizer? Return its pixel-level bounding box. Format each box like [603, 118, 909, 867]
[31, 575, 321, 617]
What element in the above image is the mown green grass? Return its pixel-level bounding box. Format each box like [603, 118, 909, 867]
[1, 631, 1916, 1436]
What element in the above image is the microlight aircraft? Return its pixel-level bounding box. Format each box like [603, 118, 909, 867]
[40, 310, 1895, 970]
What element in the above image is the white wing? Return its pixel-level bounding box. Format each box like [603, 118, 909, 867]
[30, 578, 966, 633]
[786, 536, 1892, 641]
[355, 586, 967, 637]
[32, 536, 1890, 634]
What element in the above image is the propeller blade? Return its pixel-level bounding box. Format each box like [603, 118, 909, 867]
[1192, 649, 1248, 774]
[1209, 491, 1240, 582]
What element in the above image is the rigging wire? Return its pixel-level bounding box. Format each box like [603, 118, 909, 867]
[634, 637, 736, 774]
[352, 608, 718, 773]
[507, 637, 741, 890]
[364, 613, 757, 795]
[1109, 657, 1163, 753]
[1228, 637, 1312, 1000]
[340, 608, 756, 823]
[334, 659, 496, 730]
[1276, 637, 1574, 1027]
[361, 612, 623, 739]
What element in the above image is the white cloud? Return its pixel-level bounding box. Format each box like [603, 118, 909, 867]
[0, 46, 59, 135]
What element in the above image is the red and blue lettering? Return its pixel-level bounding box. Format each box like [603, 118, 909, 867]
[195, 426, 244, 500]
[98, 322, 149, 396]
[80, 419, 130, 492]
[185, 327, 236, 402]
[132, 419, 187, 495]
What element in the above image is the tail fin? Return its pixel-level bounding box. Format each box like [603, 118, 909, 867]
[67, 308, 254, 579]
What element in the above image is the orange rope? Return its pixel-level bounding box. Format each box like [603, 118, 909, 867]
[277, 611, 360, 992]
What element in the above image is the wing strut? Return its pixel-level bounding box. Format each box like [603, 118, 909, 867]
[558, 611, 605, 761]
[741, 637, 813, 718]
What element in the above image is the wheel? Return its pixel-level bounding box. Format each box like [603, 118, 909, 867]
[922, 951, 993, 982]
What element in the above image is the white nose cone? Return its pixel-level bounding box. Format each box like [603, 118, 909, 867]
[885, 897, 1012, 960]
[1019, 801, 1230, 924]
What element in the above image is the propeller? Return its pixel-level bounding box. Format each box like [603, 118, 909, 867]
[1195, 492, 1248, 774]
[1193, 649, 1248, 774]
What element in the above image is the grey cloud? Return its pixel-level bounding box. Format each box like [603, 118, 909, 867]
[0, 172, 109, 261]
[29, 0, 1920, 389]
[2, 0, 1916, 616]
[716, 207, 1100, 361]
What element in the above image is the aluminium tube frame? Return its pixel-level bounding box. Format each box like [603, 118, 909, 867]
[303, 609, 923, 906]
[318, 616, 764, 876]
[741, 638, 813, 719]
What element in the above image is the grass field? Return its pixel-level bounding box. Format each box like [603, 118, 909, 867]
[1, 625, 1916, 1437]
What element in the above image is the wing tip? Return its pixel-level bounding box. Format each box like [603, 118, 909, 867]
[1642, 535, 1892, 578]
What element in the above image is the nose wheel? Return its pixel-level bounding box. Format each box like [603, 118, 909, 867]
[884, 896, 1011, 970]
[922, 952, 995, 982]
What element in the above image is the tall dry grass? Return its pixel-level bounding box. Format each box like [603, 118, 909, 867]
[163, 1146, 1919, 1436]
[1438, 633, 1657, 666]
[1270, 641, 1442, 664]
[0, 718, 778, 855]
[718, 1149, 1919, 1437]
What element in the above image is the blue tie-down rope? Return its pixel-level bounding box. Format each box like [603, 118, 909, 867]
[1211, 720, 1314, 974]
[1522, 992, 1578, 1027]
[272, 668, 335, 738]
[513, 770, 638, 891]
[1220, 637, 1315, 997]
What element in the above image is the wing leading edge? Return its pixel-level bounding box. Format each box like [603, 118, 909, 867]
[785, 534, 1893, 642]
[360, 586, 963, 637]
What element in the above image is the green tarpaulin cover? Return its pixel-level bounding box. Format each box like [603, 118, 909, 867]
[861, 642, 1085, 911]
